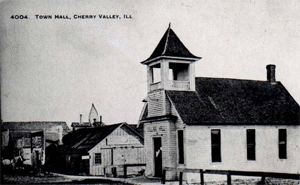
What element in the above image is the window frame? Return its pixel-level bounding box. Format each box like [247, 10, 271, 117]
[177, 130, 184, 164]
[246, 129, 256, 161]
[94, 153, 102, 165]
[211, 129, 221, 163]
[278, 129, 287, 159]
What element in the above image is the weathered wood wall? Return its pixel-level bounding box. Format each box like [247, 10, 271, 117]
[89, 125, 145, 176]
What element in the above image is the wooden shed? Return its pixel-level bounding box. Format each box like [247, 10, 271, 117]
[62, 122, 145, 176]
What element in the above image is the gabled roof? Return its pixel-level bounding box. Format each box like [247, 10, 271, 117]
[62, 123, 143, 153]
[2, 121, 70, 133]
[73, 124, 120, 151]
[141, 25, 201, 64]
[166, 77, 300, 125]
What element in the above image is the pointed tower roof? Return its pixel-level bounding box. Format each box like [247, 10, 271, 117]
[90, 103, 98, 114]
[89, 103, 98, 116]
[141, 24, 201, 64]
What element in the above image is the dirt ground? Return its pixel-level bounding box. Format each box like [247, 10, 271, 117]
[202, 178, 300, 185]
[2, 173, 300, 185]
[2, 174, 74, 184]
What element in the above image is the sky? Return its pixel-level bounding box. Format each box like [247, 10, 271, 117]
[1, 0, 300, 127]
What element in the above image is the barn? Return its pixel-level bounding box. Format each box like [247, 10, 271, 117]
[61, 122, 145, 176]
[138, 25, 300, 183]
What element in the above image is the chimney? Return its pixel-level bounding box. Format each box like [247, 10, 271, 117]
[100, 116, 102, 123]
[80, 114, 82, 123]
[266, 64, 276, 84]
[58, 126, 63, 145]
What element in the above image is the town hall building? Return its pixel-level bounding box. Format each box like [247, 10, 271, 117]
[138, 25, 300, 183]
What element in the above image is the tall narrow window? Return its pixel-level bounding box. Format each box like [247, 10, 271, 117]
[211, 129, 221, 162]
[178, 130, 184, 164]
[279, 129, 287, 159]
[95, 153, 102, 165]
[111, 148, 114, 165]
[247, 129, 256, 160]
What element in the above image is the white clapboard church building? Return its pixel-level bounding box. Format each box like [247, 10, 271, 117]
[138, 25, 300, 183]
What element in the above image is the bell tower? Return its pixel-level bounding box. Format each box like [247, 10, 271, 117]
[141, 24, 201, 93]
[141, 24, 201, 118]
[140, 25, 201, 179]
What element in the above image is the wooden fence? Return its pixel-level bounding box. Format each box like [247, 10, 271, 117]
[161, 167, 300, 185]
[110, 163, 146, 178]
[123, 163, 146, 178]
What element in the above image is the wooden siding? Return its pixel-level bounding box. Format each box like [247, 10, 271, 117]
[144, 120, 178, 180]
[185, 125, 300, 183]
[144, 101, 185, 180]
[148, 90, 165, 117]
[89, 125, 145, 176]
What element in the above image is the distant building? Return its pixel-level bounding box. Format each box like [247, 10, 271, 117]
[89, 103, 99, 123]
[71, 104, 105, 130]
[62, 122, 145, 176]
[139, 25, 300, 183]
[1, 121, 69, 168]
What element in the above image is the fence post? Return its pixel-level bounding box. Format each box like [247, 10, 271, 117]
[260, 176, 265, 184]
[124, 165, 127, 178]
[227, 171, 231, 185]
[113, 167, 117, 177]
[161, 169, 166, 184]
[200, 169, 204, 185]
[179, 171, 183, 185]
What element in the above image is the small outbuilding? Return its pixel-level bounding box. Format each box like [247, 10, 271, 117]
[62, 122, 145, 176]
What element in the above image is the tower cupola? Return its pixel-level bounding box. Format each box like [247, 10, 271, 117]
[141, 24, 201, 92]
[89, 103, 99, 124]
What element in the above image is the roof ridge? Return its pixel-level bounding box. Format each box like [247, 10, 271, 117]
[196, 76, 280, 83]
[162, 25, 171, 55]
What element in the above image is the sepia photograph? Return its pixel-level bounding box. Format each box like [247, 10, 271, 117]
[1, 0, 300, 184]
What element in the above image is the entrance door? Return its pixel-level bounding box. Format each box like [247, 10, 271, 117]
[153, 138, 162, 177]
